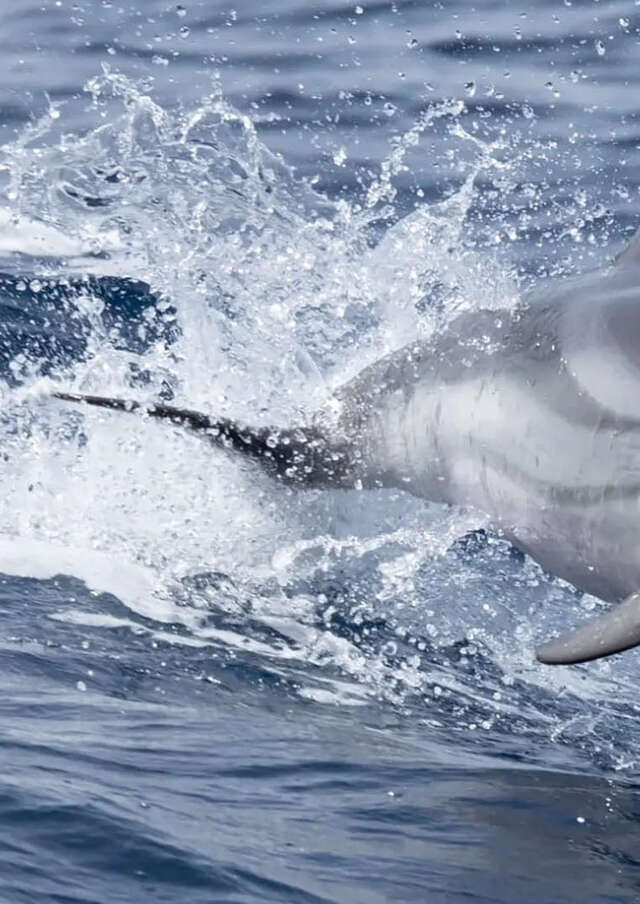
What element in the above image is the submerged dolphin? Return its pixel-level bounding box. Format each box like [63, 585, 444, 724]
[52, 228, 640, 666]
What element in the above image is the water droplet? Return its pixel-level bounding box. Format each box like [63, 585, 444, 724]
[383, 101, 397, 116]
[454, 29, 462, 39]
[407, 37, 418, 48]
[619, 16, 630, 27]
[522, 103, 534, 119]
[152, 54, 169, 66]
[355, 4, 364, 12]
[29, 279, 42, 293]
[333, 146, 347, 166]
[176, 3, 186, 15]
[106, 45, 116, 55]
[570, 69, 580, 83]
[544, 80, 554, 90]
[49, 107, 60, 119]
[179, 24, 190, 38]
[347, 35, 356, 44]
[576, 816, 586, 824]
[514, 27, 522, 41]
[595, 39, 605, 56]
[76, 680, 87, 692]
[464, 80, 476, 97]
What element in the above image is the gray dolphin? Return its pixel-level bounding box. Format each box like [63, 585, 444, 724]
[52, 228, 640, 665]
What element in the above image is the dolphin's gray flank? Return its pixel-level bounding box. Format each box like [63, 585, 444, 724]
[52, 227, 640, 666]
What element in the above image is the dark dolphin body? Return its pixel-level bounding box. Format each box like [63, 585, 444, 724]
[0, 273, 175, 382]
[53, 229, 640, 666]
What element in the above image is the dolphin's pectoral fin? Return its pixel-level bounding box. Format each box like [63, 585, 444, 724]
[536, 592, 640, 665]
[614, 226, 640, 269]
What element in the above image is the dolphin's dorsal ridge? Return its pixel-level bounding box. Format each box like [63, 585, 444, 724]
[615, 226, 640, 269]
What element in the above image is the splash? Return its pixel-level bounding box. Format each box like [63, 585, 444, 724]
[0, 71, 634, 770]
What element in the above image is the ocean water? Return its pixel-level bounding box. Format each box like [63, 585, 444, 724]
[0, 1, 640, 901]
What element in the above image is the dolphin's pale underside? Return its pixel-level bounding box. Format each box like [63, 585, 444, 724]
[52, 227, 640, 666]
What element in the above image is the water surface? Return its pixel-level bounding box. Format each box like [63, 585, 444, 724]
[0, 1, 639, 901]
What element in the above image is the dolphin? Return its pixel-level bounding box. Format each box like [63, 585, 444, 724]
[51, 227, 640, 666]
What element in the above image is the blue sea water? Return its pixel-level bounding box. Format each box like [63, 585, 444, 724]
[1, 0, 640, 901]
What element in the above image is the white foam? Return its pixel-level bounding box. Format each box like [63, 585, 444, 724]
[0, 535, 183, 622]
